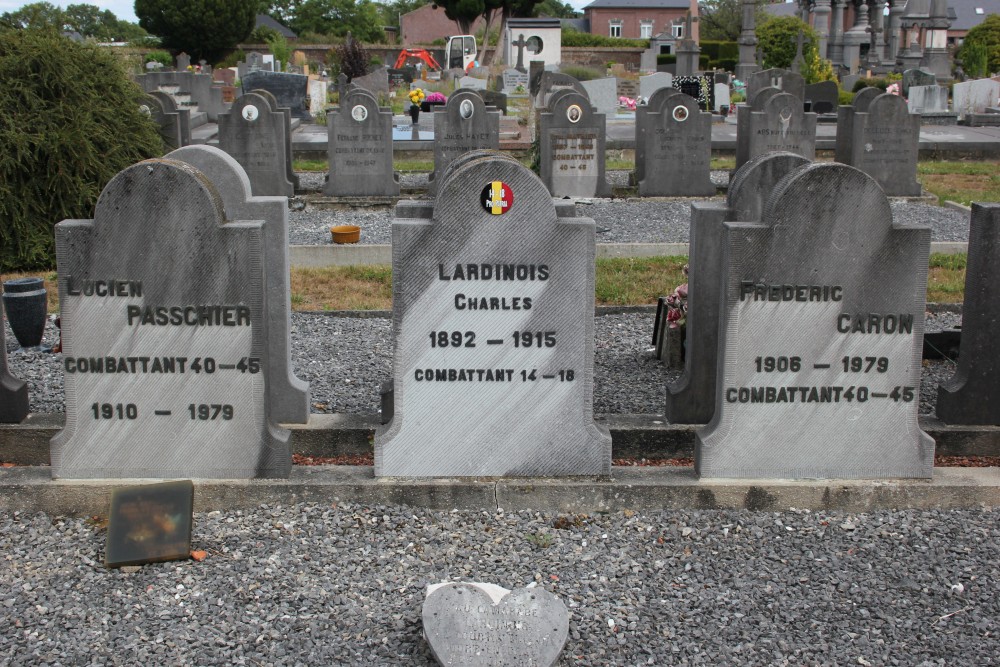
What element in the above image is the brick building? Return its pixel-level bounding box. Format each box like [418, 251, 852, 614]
[582, 0, 700, 42]
[400, 3, 501, 45]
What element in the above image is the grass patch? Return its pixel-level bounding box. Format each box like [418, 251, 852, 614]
[595, 257, 689, 305]
[394, 159, 433, 171]
[0, 271, 59, 313]
[289, 266, 392, 311]
[927, 252, 966, 303]
[710, 156, 736, 170]
[292, 159, 327, 172]
[918, 160, 1000, 205]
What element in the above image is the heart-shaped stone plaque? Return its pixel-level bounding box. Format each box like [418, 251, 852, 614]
[423, 583, 569, 666]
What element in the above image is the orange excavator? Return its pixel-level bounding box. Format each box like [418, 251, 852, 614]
[393, 48, 443, 71]
[393, 35, 478, 72]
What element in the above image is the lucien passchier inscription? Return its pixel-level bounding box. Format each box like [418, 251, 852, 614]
[696, 163, 934, 479]
[51, 159, 290, 479]
[375, 153, 611, 477]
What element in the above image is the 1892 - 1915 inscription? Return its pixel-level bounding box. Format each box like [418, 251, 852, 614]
[51, 159, 290, 479]
[697, 163, 933, 480]
[375, 153, 610, 477]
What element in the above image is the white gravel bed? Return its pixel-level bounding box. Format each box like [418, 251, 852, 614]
[4, 311, 964, 418]
[0, 504, 997, 664]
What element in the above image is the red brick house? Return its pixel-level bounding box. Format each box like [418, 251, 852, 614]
[583, 0, 701, 42]
[400, 3, 502, 45]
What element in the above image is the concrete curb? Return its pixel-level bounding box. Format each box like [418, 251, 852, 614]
[1, 466, 997, 516]
[943, 200, 973, 213]
[289, 241, 969, 268]
[4, 414, 998, 466]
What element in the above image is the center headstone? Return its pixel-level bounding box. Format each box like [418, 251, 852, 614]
[538, 90, 611, 198]
[834, 92, 921, 196]
[746, 68, 805, 105]
[375, 152, 612, 476]
[735, 90, 817, 168]
[51, 158, 291, 478]
[427, 89, 500, 195]
[325, 88, 399, 197]
[218, 92, 296, 197]
[696, 162, 934, 479]
[635, 91, 714, 196]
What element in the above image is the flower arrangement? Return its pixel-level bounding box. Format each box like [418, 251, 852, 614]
[664, 265, 689, 329]
[618, 95, 637, 111]
[425, 91, 447, 104]
[408, 88, 426, 106]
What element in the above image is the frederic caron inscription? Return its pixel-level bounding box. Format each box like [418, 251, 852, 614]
[62, 276, 258, 417]
[727, 280, 916, 406]
[416, 262, 577, 384]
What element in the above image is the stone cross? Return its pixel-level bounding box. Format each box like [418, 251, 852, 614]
[791, 30, 806, 73]
[512, 33, 529, 73]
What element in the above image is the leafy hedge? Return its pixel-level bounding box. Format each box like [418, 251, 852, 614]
[561, 28, 649, 49]
[0, 29, 163, 271]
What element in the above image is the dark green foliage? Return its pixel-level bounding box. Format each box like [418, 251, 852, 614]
[960, 38, 989, 79]
[333, 36, 371, 80]
[0, 1, 147, 41]
[270, 0, 383, 43]
[144, 49, 173, 66]
[715, 57, 737, 72]
[0, 30, 163, 271]
[962, 14, 1000, 76]
[561, 28, 648, 48]
[135, 0, 259, 63]
[559, 65, 603, 81]
[757, 16, 816, 69]
[852, 77, 890, 92]
[838, 89, 855, 105]
[698, 54, 710, 70]
[657, 54, 677, 65]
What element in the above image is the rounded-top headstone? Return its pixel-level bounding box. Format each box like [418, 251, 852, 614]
[728, 151, 811, 222]
[644, 85, 678, 110]
[166, 145, 253, 218]
[852, 87, 883, 113]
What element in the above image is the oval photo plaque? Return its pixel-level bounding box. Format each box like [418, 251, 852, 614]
[672, 105, 689, 122]
[459, 99, 475, 119]
[242, 105, 259, 122]
[566, 104, 582, 123]
[351, 104, 368, 122]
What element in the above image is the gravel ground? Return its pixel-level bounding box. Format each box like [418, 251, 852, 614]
[288, 172, 971, 246]
[5, 311, 963, 419]
[0, 504, 997, 665]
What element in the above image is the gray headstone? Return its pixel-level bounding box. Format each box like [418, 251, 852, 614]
[633, 86, 675, 187]
[639, 72, 674, 100]
[213, 68, 235, 86]
[735, 91, 817, 168]
[375, 153, 612, 476]
[238, 52, 272, 81]
[901, 68, 937, 96]
[952, 77, 1000, 118]
[1, 291, 30, 423]
[147, 91, 190, 148]
[423, 583, 569, 666]
[175, 52, 190, 71]
[529, 60, 545, 97]
[937, 203, 1000, 425]
[218, 92, 295, 197]
[387, 68, 413, 89]
[636, 92, 714, 197]
[479, 89, 508, 115]
[326, 88, 399, 197]
[241, 70, 311, 120]
[834, 93, 921, 196]
[616, 78, 639, 100]
[666, 152, 809, 424]
[539, 90, 611, 198]
[534, 71, 588, 108]
[907, 85, 949, 113]
[351, 68, 389, 95]
[247, 88, 299, 192]
[696, 162, 934, 479]
[851, 87, 883, 113]
[747, 68, 805, 105]
[458, 75, 488, 90]
[428, 89, 500, 195]
[580, 77, 618, 116]
[52, 158, 291, 479]
[140, 93, 181, 150]
[714, 82, 731, 112]
[673, 75, 716, 112]
[502, 68, 529, 94]
[166, 145, 310, 424]
[804, 80, 838, 114]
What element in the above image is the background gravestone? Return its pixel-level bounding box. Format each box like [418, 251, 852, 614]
[502, 68, 529, 94]
[218, 92, 296, 197]
[52, 159, 291, 479]
[633, 86, 676, 188]
[735, 91, 816, 168]
[666, 152, 809, 425]
[248, 88, 299, 192]
[746, 68, 805, 105]
[350, 68, 389, 95]
[167, 145, 310, 424]
[636, 91, 714, 197]
[803, 81, 838, 113]
[696, 163, 934, 479]
[907, 85, 949, 114]
[148, 91, 190, 147]
[639, 72, 673, 100]
[539, 90, 611, 198]
[952, 77, 1000, 118]
[901, 68, 937, 96]
[1, 291, 30, 423]
[937, 203, 1000, 425]
[326, 88, 398, 197]
[534, 71, 588, 108]
[834, 92, 921, 196]
[580, 77, 618, 116]
[140, 93, 183, 150]
[428, 89, 500, 195]
[375, 153, 612, 476]
[673, 75, 715, 111]
[241, 70, 311, 120]
[458, 75, 488, 90]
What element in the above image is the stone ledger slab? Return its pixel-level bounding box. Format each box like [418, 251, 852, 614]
[696, 163, 934, 479]
[937, 203, 1000, 425]
[422, 583, 569, 667]
[375, 153, 611, 476]
[52, 159, 290, 478]
[166, 145, 310, 424]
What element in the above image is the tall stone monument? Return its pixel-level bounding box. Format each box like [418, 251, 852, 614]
[936, 203, 1000, 425]
[736, 0, 761, 82]
[696, 163, 934, 479]
[52, 159, 291, 478]
[375, 152, 612, 476]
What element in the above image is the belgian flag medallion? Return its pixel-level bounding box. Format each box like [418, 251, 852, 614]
[480, 181, 513, 215]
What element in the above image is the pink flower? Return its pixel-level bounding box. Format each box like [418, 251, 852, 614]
[675, 283, 688, 299]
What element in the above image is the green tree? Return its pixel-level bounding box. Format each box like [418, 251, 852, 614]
[961, 14, 1000, 76]
[0, 28, 162, 271]
[757, 16, 833, 83]
[266, 0, 383, 42]
[533, 0, 577, 17]
[135, 0, 259, 63]
[63, 4, 149, 41]
[700, 0, 768, 42]
[0, 2, 67, 31]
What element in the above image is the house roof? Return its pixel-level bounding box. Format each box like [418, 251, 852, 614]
[947, 0, 1000, 31]
[255, 14, 297, 40]
[584, 0, 691, 9]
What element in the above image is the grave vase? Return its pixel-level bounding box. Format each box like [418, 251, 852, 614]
[2, 277, 47, 348]
[409, 104, 420, 123]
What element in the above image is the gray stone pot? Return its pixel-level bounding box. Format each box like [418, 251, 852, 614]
[2, 277, 47, 348]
